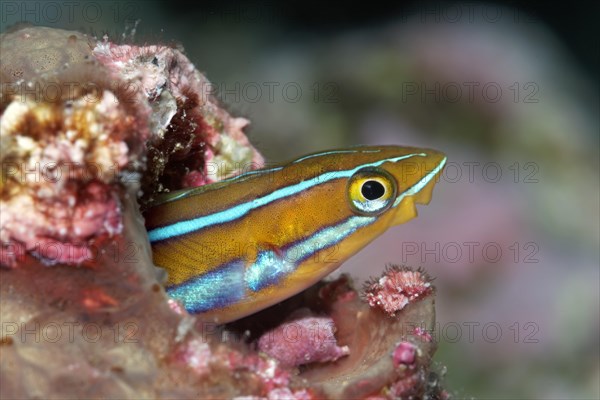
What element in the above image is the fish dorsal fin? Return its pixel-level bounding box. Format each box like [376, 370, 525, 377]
[146, 168, 276, 208]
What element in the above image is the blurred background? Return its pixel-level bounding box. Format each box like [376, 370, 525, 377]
[2, 1, 598, 397]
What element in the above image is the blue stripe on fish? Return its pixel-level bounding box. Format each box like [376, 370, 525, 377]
[166, 260, 245, 313]
[148, 153, 423, 243]
[245, 215, 376, 292]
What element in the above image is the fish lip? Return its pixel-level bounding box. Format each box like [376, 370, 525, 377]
[388, 152, 445, 225]
[406, 153, 446, 205]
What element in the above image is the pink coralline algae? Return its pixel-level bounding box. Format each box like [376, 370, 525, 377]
[170, 333, 318, 399]
[221, 274, 446, 398]
[257, 309, 350, 368]
[292, 276, 444, 398]
[392, 341, 417, 368]
[0, 26, 447, 399]
[91, 39, 264, 201]
[364, 265, 433, 317]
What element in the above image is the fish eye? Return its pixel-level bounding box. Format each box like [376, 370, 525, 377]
[361, 180, 385, 200]
[347, 168, 397, 215]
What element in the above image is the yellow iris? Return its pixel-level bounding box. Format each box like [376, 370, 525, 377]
[347, 168, 397, 215]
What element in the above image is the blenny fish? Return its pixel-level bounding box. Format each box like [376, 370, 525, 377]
[145, 146, 446, 323]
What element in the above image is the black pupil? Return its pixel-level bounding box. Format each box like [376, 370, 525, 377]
[361, 180, 385, 200]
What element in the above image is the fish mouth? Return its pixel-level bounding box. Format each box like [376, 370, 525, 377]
[407, 151, 446, 205]
[390, 151, 446, 225]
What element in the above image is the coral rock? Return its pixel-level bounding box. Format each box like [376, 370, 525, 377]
[257, 309, 350, 368]
[91, 39, 264, 202]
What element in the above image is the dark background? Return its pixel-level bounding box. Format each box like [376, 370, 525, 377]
[161, 0, 599, 79]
